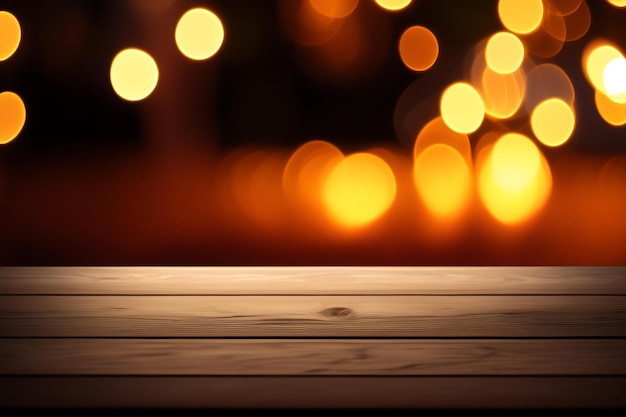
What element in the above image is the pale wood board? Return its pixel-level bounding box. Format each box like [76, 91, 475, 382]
[1, 295, 624, 337]
[0, 266, 624, 294]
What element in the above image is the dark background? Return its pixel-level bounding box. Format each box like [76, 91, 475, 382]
[0, 0, 625, 162]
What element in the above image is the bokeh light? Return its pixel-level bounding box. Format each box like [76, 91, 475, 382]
[480, 67, 525, 119]
[521, 10, 565, 59]
[374, 0, 412, 11]
[491, 133, 541, 191]
[525, 63, 575, 113]
[281, 0, 344, 47]
[309, 0, 359, 19]
[398, 25, 439, 72]
[531, 98, 576, 147]
[485, 31, 524, 74]
[413, 144, 471, 221]
[550, 0, 584, 16]
[583, 43, 624, 96]
[175, 8, 225, 61]
[603, 57, 626, 104]
[440, 82, 485, 134]
[562, 0, 590, 42]
[606, 0, 626, 7]
[595, 90, 626, 126]
[110, 48, 159, 101]
[413, 116, 472, 165]
[478, 133, 552, 224]
[322, 152, 396, 228]
[283, 140, 343, 218]
[0, 91, 26, 144]
[498, 0, 544, 35]
[0, 11, 20, 61]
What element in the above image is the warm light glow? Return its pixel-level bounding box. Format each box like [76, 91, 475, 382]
[525, 63, 575, 112]
[521, 10, 565, 58]
[584, 43, 623, 96]
[603, 57, 626, 103]
[485, 32, 524, 74]
[490, 133, 541, 191]
[283, 140, 343, 216]
[480, 67, 525, 119]
[309, 0, 359, 19]
[374, 0, 412, 11]
[498, 0, 544, 35]
[0, 11, 20, 61]
[398, 26, 439, 72]
[595, 90, 626, 126]
[110, 48, 159, 101]
[414, 117, 472, 165]
[413, 144, 471, 221]
[285, 0, 344, 47]
[562, 0, 590, 42]
[550, 0, 584, 16]
[606, 0, 626, 7]
[478, 134, 551, 225]
[440, 82, 485, 134]
[531, 98, 575, 147]
[323, 152, 396, 228]
[0, 91, 26, 144]
[175, 8, 224, 60]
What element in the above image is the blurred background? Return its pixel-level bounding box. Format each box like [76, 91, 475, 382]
[0, 0, 625, 265]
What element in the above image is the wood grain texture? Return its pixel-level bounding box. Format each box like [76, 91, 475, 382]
[1, 339, 624, 376]
[1, 376, 625, 408]
[1, 295, 624, 337]
[1, 267, 624, 409]
[1, 266, 624, 295]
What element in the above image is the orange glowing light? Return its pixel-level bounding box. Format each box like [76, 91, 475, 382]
[531, 98, 576, 147]
[398, 26, 438, 72]
[562, 0, 590, 42]
[603, 57, 626, 104]
[583, 43, 623, 96]
[478, 133, 551, 225]
[485, 31, 525, 74]
[309, 0, 359, 19]
[374, 0, 412, 11]
[491, 133, 541, 191]
[0, 91, 26, 144]
[414, 116, 472, 166]
[0, 11, 20, 61]
[440, 82, 485, 134]
[606, 0, 626, 7]
[110, 48, 159, 101]
[175, 8, 224, 61]
[595, 90, 626, 126]
[280, 0, 344, 47]
[521, 19, 565, 58]
[322, 152, 396, 228]
[480, 67, 525, 119]
[413, 144, 471, 221]
[283, 140, 343, 215]
[549, 0, 584, 16]
[525, 63, 575, 113]
[498, 0, 544, 35]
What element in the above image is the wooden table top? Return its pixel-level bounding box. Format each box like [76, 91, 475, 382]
[0, 266, 625, 410]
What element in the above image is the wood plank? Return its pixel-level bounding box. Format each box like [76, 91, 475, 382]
[1, 339, 625, 376]
[1, 266, 624, 295]
[1, 295, 625, 337]
[1, 376, 624, 408]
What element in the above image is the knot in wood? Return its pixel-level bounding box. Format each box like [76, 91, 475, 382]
[319, 307, 354, 319]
